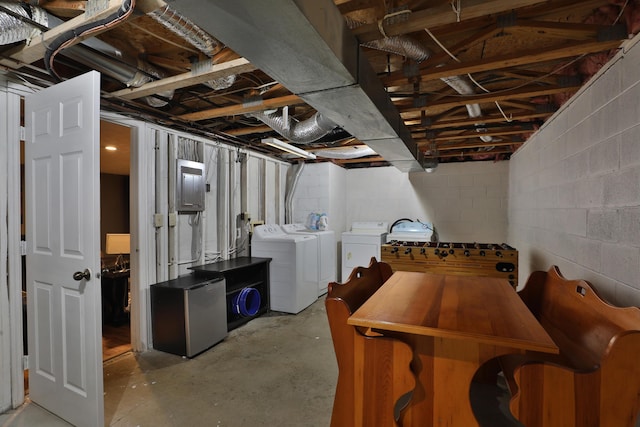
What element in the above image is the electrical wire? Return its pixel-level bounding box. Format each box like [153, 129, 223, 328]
[44, 0, 136, 82]
[614, 0, 630, 25]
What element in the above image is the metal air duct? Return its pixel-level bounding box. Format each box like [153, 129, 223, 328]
[314, 145, 377, 159]
[146, 4, 236, 90]
[167, 0, 423, 172]
[0, 2, 47, 45]
[249, 110, 337, 143]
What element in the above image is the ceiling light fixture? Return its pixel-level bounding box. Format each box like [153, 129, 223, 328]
[262, 137, 316, 160]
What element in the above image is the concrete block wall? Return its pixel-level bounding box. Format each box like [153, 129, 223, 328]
[344, 161, 510, 243]
[293, 160, 509, 242]
[508, 35, 640, 307]
[291, 162, 346, 233]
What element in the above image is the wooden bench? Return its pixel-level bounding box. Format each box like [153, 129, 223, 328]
[501, 265, 640, 427]
[325, 257, 415, 427]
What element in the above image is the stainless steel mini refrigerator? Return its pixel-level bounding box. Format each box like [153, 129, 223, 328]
[151, 273, 227, 357]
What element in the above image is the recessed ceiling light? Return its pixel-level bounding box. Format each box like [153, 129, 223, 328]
[105, 146, 117, 151]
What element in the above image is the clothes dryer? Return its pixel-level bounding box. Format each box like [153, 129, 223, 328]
[341, 221, 388, 281]
[251, 224, 319, 314]
[281, 223, 336, 296]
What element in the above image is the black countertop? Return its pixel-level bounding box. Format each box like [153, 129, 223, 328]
[189, 256, 271, 275]
[152, 272, 224, 290]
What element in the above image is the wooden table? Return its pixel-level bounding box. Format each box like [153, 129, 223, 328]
[348, 271, 558, 427]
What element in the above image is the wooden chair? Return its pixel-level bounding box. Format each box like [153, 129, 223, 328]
[501, 266, 640, 427]
[325, 257, 415, 427]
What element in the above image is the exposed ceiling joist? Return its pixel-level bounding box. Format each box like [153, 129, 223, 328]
[107, 58, 256, 100]
[398, 84, 581, 114]
[349, 0, 549, 43]
[178, 94, 305, 121]
[383, 39, 624, 87]
[1, 0, 633, 169]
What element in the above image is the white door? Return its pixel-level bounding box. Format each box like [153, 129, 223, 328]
[25, 71, 103, 427]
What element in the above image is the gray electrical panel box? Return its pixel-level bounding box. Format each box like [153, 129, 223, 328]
[176, 159, 205, 212]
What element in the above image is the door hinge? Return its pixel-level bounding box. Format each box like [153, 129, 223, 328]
[22, 355, 29, 370]
[20, 240, 27, 256]
[19, 126, 25, 141]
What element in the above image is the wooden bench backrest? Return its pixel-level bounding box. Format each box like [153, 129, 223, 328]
[325, 257, 412, 426]
[326, 257, 393, 358]
[327, 257, 392, 316]
[519, 265, 640, 370]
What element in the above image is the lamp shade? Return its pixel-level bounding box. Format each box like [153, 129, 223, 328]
[105, 233, 130, 255]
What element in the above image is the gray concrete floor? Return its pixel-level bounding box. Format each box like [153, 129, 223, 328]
[2, 298, 529, 427]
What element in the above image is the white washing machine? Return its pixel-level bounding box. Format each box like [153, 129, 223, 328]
[341, 221, 389, 281]
[251, 224, 319, 314]
[282, 223, 336, 296]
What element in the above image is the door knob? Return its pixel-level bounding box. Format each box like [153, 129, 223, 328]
[73, 269, 91, 281]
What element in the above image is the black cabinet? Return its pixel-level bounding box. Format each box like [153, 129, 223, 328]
[189, 257, 271, 331]
[151, 274, 227, 357]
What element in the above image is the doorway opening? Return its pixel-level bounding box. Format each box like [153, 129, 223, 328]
[100, 120, 133, 362]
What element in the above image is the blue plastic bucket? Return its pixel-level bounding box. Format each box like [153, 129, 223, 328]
[232, 287, 261, 317]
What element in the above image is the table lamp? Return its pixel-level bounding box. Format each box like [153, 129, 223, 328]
[105, 233, 130, 270]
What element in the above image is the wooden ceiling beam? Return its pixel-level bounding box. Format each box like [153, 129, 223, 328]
[383, 39, 623, 87]
[398, 84, 580, 114]
[330, 156, 387, 164]
[428, 128, 533, 142]
[434, 140, 525, 150]
[107, 58, 256, 100]
[178, 94, 304, 121]
[497, 100, 544, 111]
[405, 111, 551, 128]
[435, 147, 517, 158]
[350, 0, 549, 43]
[508, 21, 611, 41]
[224, 125, 272, 136]
[421, 24, 501, 66]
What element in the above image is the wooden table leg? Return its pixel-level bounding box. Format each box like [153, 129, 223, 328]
[401, 336, 519, 427]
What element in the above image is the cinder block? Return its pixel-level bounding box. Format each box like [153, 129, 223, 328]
[535, 186, 559, 209]
[615, 283, 640, 309]
[621, 42, 640, 90]
[588, 135, 620, 176]
[587, 209, 619, 241]
[549, 208, 587, 236]
[447, 173, 476, 187]
[620, 125, 640, 168]
[590, 63, 621, 112]
[574, 178, 605, 208]
[570, 235, 602, 271]
[618, 207, 640, 246]
[600, 242, 640, 285]
[603, 167, 640, 207]
[618, 82, 640, 133]
[592, 103, 620, 143]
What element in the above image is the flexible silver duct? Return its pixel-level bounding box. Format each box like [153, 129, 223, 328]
[0, 2, 47, 45]
[314, 145, 377, 159]
[0, 3, 174, 106]
[346, 16, 493, 143]
[441, 75, 494, 142]
[250, 110, 338, 144]
[148, 5, 219, 56]
[147, 4, 235, 91]
[365, 35, 430, 62]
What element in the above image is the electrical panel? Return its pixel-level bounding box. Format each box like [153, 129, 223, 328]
[176, 159, 205, 212]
